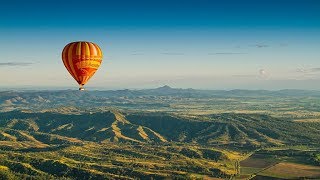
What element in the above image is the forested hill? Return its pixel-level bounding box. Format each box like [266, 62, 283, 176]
[1, 110, 319, 148]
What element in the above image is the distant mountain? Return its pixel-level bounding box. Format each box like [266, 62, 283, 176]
[1, 87, 320, 111]
[155, 85, 173, 91]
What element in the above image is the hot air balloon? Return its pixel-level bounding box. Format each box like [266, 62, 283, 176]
[62, 41, 103, 90]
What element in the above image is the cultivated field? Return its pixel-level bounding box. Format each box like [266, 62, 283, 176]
[240, 149, 320, 179]
[259, 162, 320, 179]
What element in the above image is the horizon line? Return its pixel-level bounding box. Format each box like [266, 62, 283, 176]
[1, 85, 320, 92]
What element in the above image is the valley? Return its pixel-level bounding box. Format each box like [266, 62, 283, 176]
[0, 87, 320, 179]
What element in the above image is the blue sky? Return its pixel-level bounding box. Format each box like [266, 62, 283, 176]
[0, 0, 320, 89]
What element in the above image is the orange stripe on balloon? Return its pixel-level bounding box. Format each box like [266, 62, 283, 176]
[87, 75, 91, 82]
[81, 42, 86, 58]
[83, 76, 88, 84]
[62, 44, 78, 81]
[82, 76, 86, 84]
[87, 74, 93, 84]
[62, 44, 70, 68]
[73, 43, 83, 83]
[62, 43, 71, 66]
[68, 43, 79, 83]
[79, 76, 83, 83]
[81, 76, 85, 84]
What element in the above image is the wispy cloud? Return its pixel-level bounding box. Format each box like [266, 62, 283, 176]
[311, 68, 320, 72]
[208, 52, 247, 55]
[161, 52, 185, 55]
[256, 44, 268, 48]
[232, 69, 270, 79]
[250, 43, 287, 48]
[0, 62, 34, 67]
[131, 53, 144, 55]
[295, 67, 320, 73]
[130, 50, 145, 55]
[251, 44, 269, 48]
[232, 74, 256, 78]
[279, 43, 288, 47]
[288, 67, 320, 80]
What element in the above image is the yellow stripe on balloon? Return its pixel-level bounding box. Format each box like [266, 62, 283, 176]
[85, 42, 90, 57]
[98, 44, 103, 57]
[76, 42, 82, 56]
[88, 42, 97, 56]
[93, 43, 102, 57]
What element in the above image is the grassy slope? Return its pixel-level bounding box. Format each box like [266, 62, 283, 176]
[0, 110, 320, 179]
[0, 142, 235, 179]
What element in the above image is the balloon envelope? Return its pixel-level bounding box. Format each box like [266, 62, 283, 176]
[62, 41, 103, 88]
